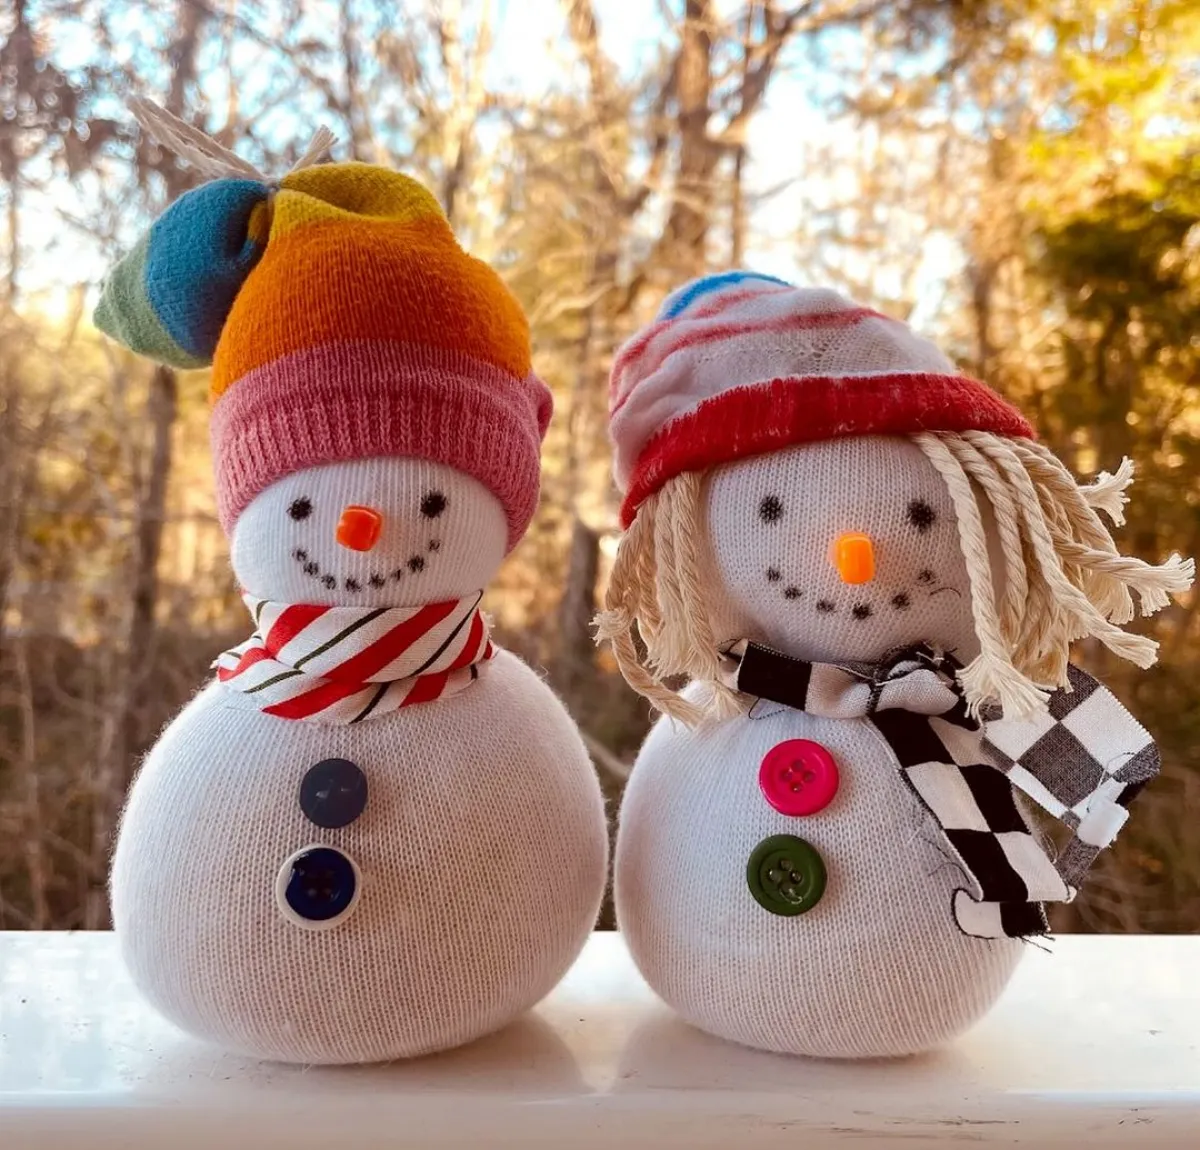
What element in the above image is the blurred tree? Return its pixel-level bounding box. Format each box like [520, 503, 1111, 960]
[0, 0, 1196, 933]
[795, 0, 1200, 930]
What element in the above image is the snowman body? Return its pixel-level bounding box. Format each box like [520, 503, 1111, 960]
[616, 696, 1022, 1058]
[112, 649, 605, 1063]
[111, 457, 608, 1063]
[613, 436, 1027, 1057]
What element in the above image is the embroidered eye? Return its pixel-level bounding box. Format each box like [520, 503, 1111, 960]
[907, 499, 936, 533]
[421, 491, 447, 519]
[759, 495, 783, 524]
[289, 497, 313, 521]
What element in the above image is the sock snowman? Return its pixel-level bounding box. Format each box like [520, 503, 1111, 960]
[97, 131, 607, 1064]
[598, 272, 1191, 1058]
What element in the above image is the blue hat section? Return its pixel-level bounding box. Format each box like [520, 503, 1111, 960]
[144, 178, 271, 363]
[657, 270, 792, 320]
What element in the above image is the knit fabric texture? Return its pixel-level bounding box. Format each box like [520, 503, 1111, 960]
[229, 456, 510, 607]
[613, 437, 1025, 1057]
[615, 690, 1023, 1058]
[609, 271, 1034, 527]
[95, 163, 551, 551]
[111, 649, 609, 1064]
[109, 427, 608, 1063]
[93, 178, 271, 368]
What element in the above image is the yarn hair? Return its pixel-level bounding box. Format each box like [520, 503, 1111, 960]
[596, 432, 1193, 724]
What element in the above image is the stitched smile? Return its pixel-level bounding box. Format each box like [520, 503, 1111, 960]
[777, 590, 917, 617]
[292, 541, 441, 593]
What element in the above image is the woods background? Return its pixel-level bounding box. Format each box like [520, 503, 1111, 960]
[1, 0, 1197, 933]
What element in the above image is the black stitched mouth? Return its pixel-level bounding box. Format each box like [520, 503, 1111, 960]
[851, 603, 873, 620]
[928, 585, 962, 600]
[291, 546, 437, 591]
[816, 599, 836, 614]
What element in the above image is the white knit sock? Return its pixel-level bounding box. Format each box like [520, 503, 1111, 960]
[614, 437, 1025, 1057]
[111, 458, 609, 1064]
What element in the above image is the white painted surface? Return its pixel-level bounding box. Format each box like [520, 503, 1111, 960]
[0, 931, 1197, 1148]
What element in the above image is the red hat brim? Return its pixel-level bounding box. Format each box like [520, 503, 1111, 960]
[620, 372, 1035, 528]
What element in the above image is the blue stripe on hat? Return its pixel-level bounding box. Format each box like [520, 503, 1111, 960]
[657, 270, 792, 320]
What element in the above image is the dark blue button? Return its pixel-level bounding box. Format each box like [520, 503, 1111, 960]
[279, 846, 359, 924]
[299, 758, 368, 828]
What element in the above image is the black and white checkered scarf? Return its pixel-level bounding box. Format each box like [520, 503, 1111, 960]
[719, 641, 1159, 939]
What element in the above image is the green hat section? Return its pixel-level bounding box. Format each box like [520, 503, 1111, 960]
[94, 177, 271, 369]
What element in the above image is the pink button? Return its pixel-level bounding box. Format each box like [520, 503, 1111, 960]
[758, 740, 840, 817]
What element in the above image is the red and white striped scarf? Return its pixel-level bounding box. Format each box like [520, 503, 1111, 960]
[214, 592, 494, 723]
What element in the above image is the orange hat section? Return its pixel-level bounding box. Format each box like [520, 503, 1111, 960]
[210, 163, 532, 399]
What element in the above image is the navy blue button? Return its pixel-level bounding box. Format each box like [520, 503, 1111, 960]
[278, 846, 359, 925]
[299, 758, 368, 828]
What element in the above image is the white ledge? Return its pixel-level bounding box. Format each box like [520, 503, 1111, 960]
[1, 932, 1197, 1148]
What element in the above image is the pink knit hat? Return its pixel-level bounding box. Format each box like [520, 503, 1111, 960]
[96, 160, 551, 553]
[610, 272, 1033, 527]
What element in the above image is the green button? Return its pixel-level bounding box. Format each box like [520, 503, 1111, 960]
[746, 834, 827, 916]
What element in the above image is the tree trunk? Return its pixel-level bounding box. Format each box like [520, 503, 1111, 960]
[87, 0, 201, 927]
[5, 171, 16, 307]
[122, 364, 178, 771]
[557, 517, 602, 696]
[663, 0, 717, 281]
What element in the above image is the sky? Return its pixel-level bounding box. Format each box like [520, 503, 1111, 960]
[18, 0, 960, 326]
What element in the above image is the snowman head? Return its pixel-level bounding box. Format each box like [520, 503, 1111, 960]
[704, 436, 979, 666]
[601, 275, 1191, 723]
[230, 457, 508, 606]
[90, 157, 554, 610]
[602, 429, 1187, 724]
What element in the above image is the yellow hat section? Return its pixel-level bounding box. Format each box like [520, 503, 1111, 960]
[211, 163, 531, 398]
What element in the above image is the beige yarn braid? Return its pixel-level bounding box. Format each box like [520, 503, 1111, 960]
[595, 499, 705, 724]
[599, 434, 1194, 726]
[937, 434, 1029, 648]
[1009, 440, 1190, 616]
[960, 436, 1077, 678]
[914, 433, 1051, 718]
[129, 96, 336, 182]
[596, 477, 741, 725]
[918, 431, 1193, 710]
[996, 437, 1137, 622]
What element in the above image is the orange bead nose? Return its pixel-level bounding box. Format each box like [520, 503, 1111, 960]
[832, 532, 875, 584]
[336, 506, 383, 552]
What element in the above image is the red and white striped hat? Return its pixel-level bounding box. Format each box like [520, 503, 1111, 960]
[609, 272, 1034, 527]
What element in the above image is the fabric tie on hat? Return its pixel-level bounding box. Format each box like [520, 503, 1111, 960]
[608, 271, 1034, 527]
[94, 100, 551, 553]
